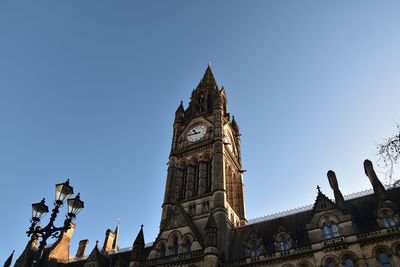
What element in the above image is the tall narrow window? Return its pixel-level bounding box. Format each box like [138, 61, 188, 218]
[173, 236, 179, 256]
[323, 222, 340, 239]
[176, 168, 184, 200]
[206, 161, 212, 192]
[159, 243, 166, 258]
[323, 224, 332, 239]
[331, 223, 339, 237]
[184, 239, 191, 253]
[378, 252, 392, 267]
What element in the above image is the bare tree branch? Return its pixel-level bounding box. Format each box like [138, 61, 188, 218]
[377, 122, 400, 185]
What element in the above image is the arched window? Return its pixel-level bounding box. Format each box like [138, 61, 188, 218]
[382, 212, 396, 228]
[378, 252, 392, 267]
[159, 243, 166, 258]
[275, 232, 291, 251]
[323, 224, 331, 239]
[280, 239, 290, 251]
[250, 243, 260, 257]
[184, 239, 192, 253]
[173, 236, 179, 256]
[325, 259, 337, 267]
[344, 258, 355, 267]
[323, 222, 340, 239]
[396, 244, 400, 256]
[331, 223, 339, 236]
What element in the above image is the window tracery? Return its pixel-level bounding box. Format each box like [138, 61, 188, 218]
[322, 222, 340, 239]
[173, 235, 179, 256]
[374, 247, 393, 267]
[339, 252, 357, 267]
[378, 252, 392, 267]
[245, 233, 265, 258]
[324, 258, 338, 267]
[183, 238, 192, 253]
[248, 240, 261, 257]
[275, 231, 291, 252]
[382, 211, 397, 228]
[176, 159, 212, 200]
[273, 226, 294, 254]
[377, 208, 398, 229]
[344, 258, 355, 267]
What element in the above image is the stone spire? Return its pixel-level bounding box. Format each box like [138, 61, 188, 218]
[197, 64, 218, 90]
[174, 101, 185, 123]
[112, 219, 120, 252]
[231, 116, 239, 134]
[327, 170, 346, 211]
[130, 225, 145, 265]
[133, 224, 145, 248]
[3, 250, 14, 267]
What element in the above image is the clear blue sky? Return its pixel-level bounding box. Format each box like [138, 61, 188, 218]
[1, 0, 400, 262]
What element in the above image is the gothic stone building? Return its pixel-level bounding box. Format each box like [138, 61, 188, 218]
[14, 67, 400, 267]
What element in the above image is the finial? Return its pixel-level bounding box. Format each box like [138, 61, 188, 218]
[95, 240, 99, 247]
[141, 224, 144, 229]
[208, 61, 211, 67]
[41, 198, 46, 204]
[317, 185, 321, 193]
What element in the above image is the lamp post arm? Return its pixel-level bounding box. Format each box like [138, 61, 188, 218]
[30, 202, 64, 267]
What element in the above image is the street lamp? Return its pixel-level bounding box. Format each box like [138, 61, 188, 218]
[26, 179, 84, 266]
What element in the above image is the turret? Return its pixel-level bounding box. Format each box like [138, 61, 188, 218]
[364, 159, 386, 202]
[231, 116, 239, 135]
[327, 170, 346, 211]
[174, 101, 185, 123]
[112, 220, 119, 252]
[204, 214, 219, 267]
[129, 225, 145, 267]
[185, 65, 223, 118]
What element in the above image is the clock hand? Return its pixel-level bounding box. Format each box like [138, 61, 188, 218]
[188, 130, 200, 136]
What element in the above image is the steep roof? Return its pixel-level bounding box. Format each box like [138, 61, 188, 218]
[228, 186, 400, 260]
[196, 65, 217, 90]
[133, 225, 145, 247]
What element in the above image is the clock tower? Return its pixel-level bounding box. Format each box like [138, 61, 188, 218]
[157, 65, 246, 257]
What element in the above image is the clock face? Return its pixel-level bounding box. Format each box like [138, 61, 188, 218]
[187, 125, 206, 142]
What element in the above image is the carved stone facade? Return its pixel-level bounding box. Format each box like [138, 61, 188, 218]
[13, 67, 400, 267]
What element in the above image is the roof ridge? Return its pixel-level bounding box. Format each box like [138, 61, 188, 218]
[243, 183, 399, 227]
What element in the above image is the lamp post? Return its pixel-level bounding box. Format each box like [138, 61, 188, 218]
[26, 179, 84, 266]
